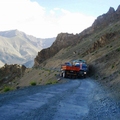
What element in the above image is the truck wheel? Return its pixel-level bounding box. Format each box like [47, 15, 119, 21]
[84, 74, 86, 78]
[74, 75, 77, 79]
[70, 75, 73, 79]
[62, 72, 66, 78]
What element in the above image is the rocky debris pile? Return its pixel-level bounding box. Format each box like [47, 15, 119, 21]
[0, 64, 26, 85]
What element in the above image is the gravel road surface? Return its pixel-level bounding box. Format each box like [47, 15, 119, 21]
[0, 78, 120, 120]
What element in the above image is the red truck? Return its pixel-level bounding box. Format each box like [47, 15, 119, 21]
[60, 60, 88, 78]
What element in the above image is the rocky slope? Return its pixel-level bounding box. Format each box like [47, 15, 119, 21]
[34, 33, 78, 67]
[34, 5, 120, 67]
[0, 30, 55, 68]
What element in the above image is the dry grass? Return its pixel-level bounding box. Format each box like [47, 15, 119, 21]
[17, 68, 59, 87]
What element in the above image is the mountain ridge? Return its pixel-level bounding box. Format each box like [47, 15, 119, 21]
[0, 29, 55, 67]
[34, 5, 120, 67]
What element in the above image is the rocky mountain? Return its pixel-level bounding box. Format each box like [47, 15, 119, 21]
[0, 30, 55, 68]
[34, 5, 120, 67]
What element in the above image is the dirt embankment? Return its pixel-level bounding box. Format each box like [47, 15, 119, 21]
[87, 48, 120, 100]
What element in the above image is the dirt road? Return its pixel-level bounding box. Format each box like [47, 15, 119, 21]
[0, 78, 120, 120]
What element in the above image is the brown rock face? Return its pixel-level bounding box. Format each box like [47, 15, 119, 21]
[82, 32, 116, 56]
[34, 33, 79, 67]
[34, 5, 120, 67]
[0, 64, 26, 85]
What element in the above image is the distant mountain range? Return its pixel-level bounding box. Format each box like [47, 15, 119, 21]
[0, 29, 55, 67]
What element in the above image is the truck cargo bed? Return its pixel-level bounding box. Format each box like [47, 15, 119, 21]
[61, 65, 80, 71]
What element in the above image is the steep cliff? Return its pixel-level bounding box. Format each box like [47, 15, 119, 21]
[34, 33, 79, 67]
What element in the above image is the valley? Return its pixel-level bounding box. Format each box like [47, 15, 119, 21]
[0, 29, 55, 68]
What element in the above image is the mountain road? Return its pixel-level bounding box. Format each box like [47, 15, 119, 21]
[0, 78, 120, 120]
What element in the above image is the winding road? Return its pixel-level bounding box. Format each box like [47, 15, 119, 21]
[0, 78, 120, 120]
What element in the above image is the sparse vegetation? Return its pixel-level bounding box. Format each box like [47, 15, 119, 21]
[116, 47, 120, 52]
[3, 86, 12, 92]
[103, 77, 107, 80]
[30, 81, 36, 86]
[111, 65, 114, 69]
[46, 80, 58, 85]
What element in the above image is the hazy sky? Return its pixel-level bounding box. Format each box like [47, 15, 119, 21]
[0, 0, 119, 38]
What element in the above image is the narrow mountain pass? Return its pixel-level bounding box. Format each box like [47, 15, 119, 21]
[0, 78, 120, 120]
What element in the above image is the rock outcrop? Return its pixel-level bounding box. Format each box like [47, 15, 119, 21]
[79, 5, 120, 37]
[92, 6, 120, 29]
[34, 33, 79, 67]
[0, 64, 26, 85]
[82, 32, 117, 56]
[34, 5, 120, 67]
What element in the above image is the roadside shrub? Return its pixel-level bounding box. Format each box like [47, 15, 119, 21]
[116, 47, 120, 52]
[46, 80, 58, 85]
[111, 65, 114, 69]
[103, 77, 107, 80]
[3, 87, 11, 92]
[46, 81, 52, 85]
[30, 81, 36, 86]
[52, 81, 58, 84]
